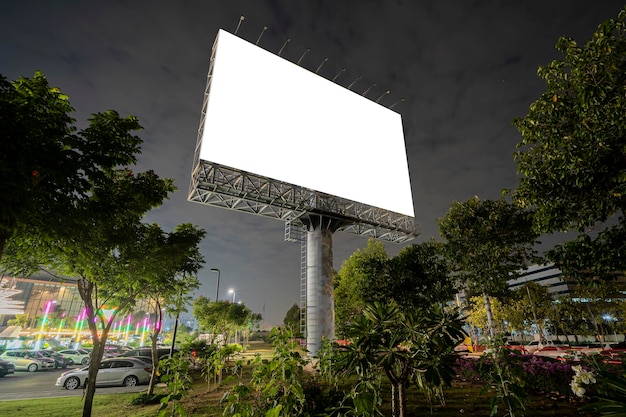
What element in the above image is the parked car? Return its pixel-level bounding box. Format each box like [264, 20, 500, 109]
[119, 347, 176, 363]
[503, 341, 528, 354]
[533, 345, 570, 360]
[0, 350, 56, 372]
[524, 340, 568, 353]
[104, 344, 133, 356]
[55, 357, 152, 390]
[57, 349, 91, 365]
[600, 341, 626, 360]
[0, 359, 15, 377]
[39, 350, 74, 369]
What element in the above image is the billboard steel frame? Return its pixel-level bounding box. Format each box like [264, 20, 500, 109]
[189, 160, 418, 243]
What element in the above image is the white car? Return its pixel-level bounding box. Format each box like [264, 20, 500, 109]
[57, 349, 91, 365]
[55, 357, 152, 390]
[533, 345, 571, 360]
[0, 350, 56, 372]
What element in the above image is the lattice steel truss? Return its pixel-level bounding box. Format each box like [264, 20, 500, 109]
[189, 159, 419, 243]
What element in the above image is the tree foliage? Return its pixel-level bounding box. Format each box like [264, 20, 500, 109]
[439, 197, 538, 295]
[0, 72, 142, 260]
[504, 281, 554, 338]
[2, 168, 175, 417]
[132, 222, 206, 395]
[361, 241, 455, 312]
[334, 239, 455, 337]
[334, 239, 388, 335]
[193, 298, 256, 344]
[438, 197, 538, 337]
[513, 7, 626, 281]
[0, 72, 178, 417]
[336, 302, 465, 417]
[466, 295, 509, 336]
[283, 303, 301, 333]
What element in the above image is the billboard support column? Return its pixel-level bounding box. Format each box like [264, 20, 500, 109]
[303, 215, 344, 355]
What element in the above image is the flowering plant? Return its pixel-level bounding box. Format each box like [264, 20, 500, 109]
[570, 365, 596, 398]
[575, 357, 626, 416]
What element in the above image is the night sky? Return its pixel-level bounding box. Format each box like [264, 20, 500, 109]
[2, 0, 623, 327]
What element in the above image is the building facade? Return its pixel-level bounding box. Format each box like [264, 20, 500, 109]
[507, 263, 575, 297]
[0, 274, 157, 331]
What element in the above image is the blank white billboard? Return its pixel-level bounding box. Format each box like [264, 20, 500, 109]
[199, 29, 414, 217]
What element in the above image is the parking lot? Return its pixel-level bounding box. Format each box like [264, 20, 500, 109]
[0, 366, 146, 401]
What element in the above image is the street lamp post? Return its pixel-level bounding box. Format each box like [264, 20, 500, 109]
[228, 289, 236, 304]
[210, 268, 220, 302]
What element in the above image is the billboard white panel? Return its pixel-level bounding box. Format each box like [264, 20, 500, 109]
[199, 29, 414, 217]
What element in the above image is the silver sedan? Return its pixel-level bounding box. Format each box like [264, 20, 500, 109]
[55, 357, 152, 390]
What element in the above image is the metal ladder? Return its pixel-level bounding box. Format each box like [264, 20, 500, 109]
[284, 220, 307, 337]
[299, 235, 307, 337]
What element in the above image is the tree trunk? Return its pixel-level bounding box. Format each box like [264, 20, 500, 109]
[391, 382, 397, 417]
[390, 381, 407, 417]
[147, 302, 163, 396]
[77, 278, 128, 417]
[0, 229, 8, 262]
[147, 334, 159, 395]
[483, 291, 496, 339]
[82, 340, 101, 417]
[585, 303, 601, 339]
[397, 382, 406, 417]
[82, 325, 111, 417]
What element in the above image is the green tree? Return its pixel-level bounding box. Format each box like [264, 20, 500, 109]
[6, 313, 27, 327]
[505, 282, 554, 340]
[2, 167, 175, 417]
[337, 302, 465, 417]
[439, 197, 538, 338]
[334, 239, 455, 337]
[334, 239, 388, 336]
[193, 298, 255, 345]
[361, 241, 455, 312]
[283, 303, 301, 335]
[132, 223, 206, 395]
[551, 297, 595, 343]
[0, 72, 142, 261]
[466, 295, 509, 337]
[571, 282, 625, 341]
[1, 73, 175, 417]
[513, 7, 626, 283]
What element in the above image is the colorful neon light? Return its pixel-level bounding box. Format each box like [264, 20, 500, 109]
[35, 300, 54, 350]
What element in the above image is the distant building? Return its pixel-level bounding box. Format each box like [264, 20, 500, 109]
[507, 264, 576, 298]
[0, 274, 83, 327]
[0, 273, 155, 328]
[455, 264, 574, 305]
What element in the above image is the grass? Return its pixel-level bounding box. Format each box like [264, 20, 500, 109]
[0, 380, 592, 417]
[0, 342, 600, 417]
[0, 394, 159, 417]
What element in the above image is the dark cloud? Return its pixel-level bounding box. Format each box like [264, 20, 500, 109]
[1, 0, 623, 326]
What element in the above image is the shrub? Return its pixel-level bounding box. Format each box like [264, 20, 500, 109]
[455, 352, 577, 397]
[518, 355, 574, 395]
[454, 357, 481, 380]
[301, 378, 345, 416]
[130, 392, 167, 405]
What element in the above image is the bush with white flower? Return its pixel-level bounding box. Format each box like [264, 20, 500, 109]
[575, 357, 626, 416]
[570, 365, 596, 398]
